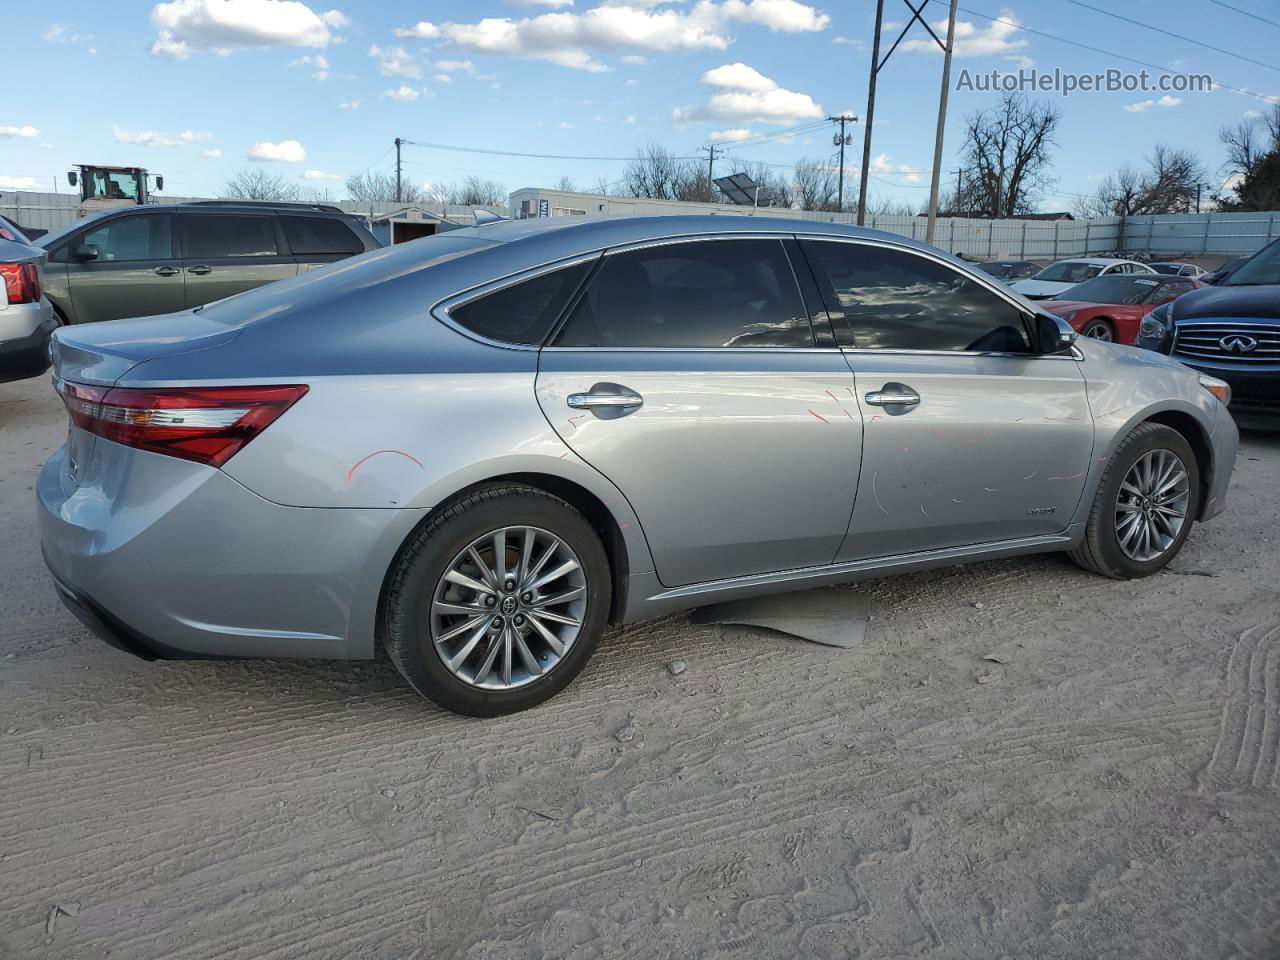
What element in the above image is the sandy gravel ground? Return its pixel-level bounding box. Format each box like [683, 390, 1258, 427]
[2, 374, 1279, 960]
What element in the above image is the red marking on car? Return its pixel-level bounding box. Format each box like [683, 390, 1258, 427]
[825, 390, 841, 403]
[808, 409, 829, 423]
[346, 449, 424, 483]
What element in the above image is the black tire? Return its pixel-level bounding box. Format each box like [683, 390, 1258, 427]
[1069, 422, 1200, 579]
[1081, 317, 1115, 342]
[382, 483, 611, 716]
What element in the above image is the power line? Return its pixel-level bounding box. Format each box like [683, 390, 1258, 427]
[707, 120, 830, 150]
[1208, 0, 1280, 31]
[1064, 0, 1280, 74]
[400, 138, 698, 163]
[932, 1, 1280, 105]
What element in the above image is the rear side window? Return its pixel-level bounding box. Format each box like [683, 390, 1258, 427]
[805, 240, 1031, 353]
[80, 214, 173, 262]
[449, 260, 593, 346]
[281, 216, 364, 256]
[182, 215, 278, 259]
[555, 238, 813, 348]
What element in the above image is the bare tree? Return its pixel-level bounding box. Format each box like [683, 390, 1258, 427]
[1217, 103, 1280, 211]
[443, 175, 506, 206]
[1077, 145, 1206, 216]
[956, 92, 1061, 217]
[593, 175, 617, 197]
[553, 176, 576, 192]
[791, 158, 839, 212]
[718, 160, 792, 208]
[220, 168, 299, 201]
[865, 195, 919, 216]
[345, 171, 422, 204]
[620, 144, 696, 200]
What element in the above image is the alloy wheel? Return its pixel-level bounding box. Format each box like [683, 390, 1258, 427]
[1114, 449, 1190, 562]
[430, 526, 587, 690]
[1083, 321, 1114, 341]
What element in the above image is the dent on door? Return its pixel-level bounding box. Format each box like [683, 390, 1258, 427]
[839, 354, 1095, 560]
[536, 352, 863, 587]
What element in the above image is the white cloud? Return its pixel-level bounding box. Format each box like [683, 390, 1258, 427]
[1123, 100, 1154, 113]
[433, 73, 453, 83]
[369, 43, 421, 78]
[290, 53, 330, 79]
[0, 125, 39, 139]
[394, 0, 829, 72]
[702, 62, 776, 93]
[434, 58, 474, 72]
[44, 22, 93, 44]
[150, 0, 348, 59]
[382, 85, 420, 101]
[868, 153, 922, 183]
[200, 147, 222, 158]
[303, 169, 341, 180]
[673, 62, 822, 126]
[621, 54, 646, 64]
[709, 127, 756, 142]
[1157, 95, 1182, 108]
[558, 121, 574, 128]
[512, 0, 575, 6]
[337, 98, 361, 110]
[902, 9, 1027, 57]
[0, 175, 41, 190]
[114, 126, 212, 146]
[248, 139, 307, 162]
[624, 113, 636, 123]
[1245, 109, 1263, 119]
[394, 21, 440, 39]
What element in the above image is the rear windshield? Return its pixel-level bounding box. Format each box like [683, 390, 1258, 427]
[1058, 275, 1160, 305]
[1033, 261, 1103, 283]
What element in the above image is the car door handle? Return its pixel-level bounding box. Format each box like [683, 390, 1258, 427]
[864, 384, 921, 407]
[153, 266, 179, 277]
[187, 265, 212, 275]
[566, 384, 644, 416]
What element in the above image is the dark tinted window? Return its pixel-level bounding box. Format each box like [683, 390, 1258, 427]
[806, 240, 1031, 353]
[80, 214, 173, 262]
[1224, 240, 1280, 286]
[282, 216, 364, 256]
[450, 260, 592, 345]
[1153, 279, 1195, 301]
[182, 215, 278, 259]
[555, 239, 811, 348]
[1059, 275, 1160, 305]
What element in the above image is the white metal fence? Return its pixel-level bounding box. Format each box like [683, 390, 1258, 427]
[4, 188, 1277, 261]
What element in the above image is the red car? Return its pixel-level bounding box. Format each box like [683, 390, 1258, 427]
[1040, 274, 1203, 344]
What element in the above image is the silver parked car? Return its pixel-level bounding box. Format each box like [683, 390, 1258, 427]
[38, 217, 1238, 715]
[0, 221, 56, 384]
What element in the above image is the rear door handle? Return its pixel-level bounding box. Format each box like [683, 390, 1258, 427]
[187, 265, 212, 276]
[153, 266, 179, 277]
[567, 383, 644, 416]
[864, 383, 921, 407]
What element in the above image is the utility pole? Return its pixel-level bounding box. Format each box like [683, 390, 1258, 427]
[857, 0, 885, 226]
[702, 143, 719, 197]
[829, 114, 856, 212]
[394, 137, 403, 204]
[925, 0, 959, 245]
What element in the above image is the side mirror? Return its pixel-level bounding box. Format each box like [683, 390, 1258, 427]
[1035, 312, 1077, 355]
[155, 176, 164, 191]
[67, 171, 78, 188]
[73, 243, 99, 262]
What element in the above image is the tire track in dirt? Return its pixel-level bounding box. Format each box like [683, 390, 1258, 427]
[1199, 622, 1280, 792]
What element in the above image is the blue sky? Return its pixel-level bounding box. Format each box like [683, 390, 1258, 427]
[3, 0, 1278, 210]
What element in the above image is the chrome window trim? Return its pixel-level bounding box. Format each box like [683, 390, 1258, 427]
[794, 233, 1084, 362]
[601, 232, 794, 256]
[541, 345, 844, 354]
[431, 251, 603, 352]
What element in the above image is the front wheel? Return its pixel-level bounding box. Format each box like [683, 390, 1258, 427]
[1069, 422, 1200, 579]
[1081, 318, 1115, 342]
[382, 484, 611, 716]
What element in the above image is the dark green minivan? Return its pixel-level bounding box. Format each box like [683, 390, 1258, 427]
[38, 201, 380, 325]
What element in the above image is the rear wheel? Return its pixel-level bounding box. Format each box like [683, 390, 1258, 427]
[1081, 317, 1115, 341]
[1069, 422, 1200, 579]
[382, 483, 611, 716]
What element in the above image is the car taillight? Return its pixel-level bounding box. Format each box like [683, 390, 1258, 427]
[55, 380, 308, 467]
[0, 262, 40, 304]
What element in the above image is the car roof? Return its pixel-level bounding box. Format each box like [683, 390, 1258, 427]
[1054, 257, 1136, 266]
[441, 214, 951, 261]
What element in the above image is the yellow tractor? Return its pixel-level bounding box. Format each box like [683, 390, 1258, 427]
[66, 164, 164, 219]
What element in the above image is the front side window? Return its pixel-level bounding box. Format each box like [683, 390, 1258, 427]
[555, 238, 812, 348]
[1035, 261, 1103, 283]
[80, 214, 172, 262]
[450, 260, 592, 346]
[805, 240, 1032, 353]
[282, 216, 364, 256]
[1224, 239, 1280, 287]
[182, 215, 279, 259]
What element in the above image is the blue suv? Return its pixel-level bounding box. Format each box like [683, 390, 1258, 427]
[1137, 238, 1280, 416]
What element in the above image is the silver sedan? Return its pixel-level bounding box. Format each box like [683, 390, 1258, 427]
[37, 216, 1238, 715]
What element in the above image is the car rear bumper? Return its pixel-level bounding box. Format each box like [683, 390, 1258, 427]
[37, 442, 427, 659]
[0, 300, 55, 383]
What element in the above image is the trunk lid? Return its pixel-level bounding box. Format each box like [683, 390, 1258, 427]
[50, 309, 245, 386]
